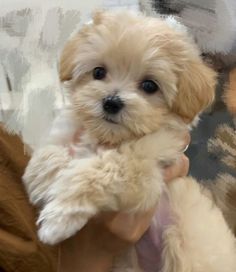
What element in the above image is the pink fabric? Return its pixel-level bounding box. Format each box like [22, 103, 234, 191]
[136, 193, 173, 272]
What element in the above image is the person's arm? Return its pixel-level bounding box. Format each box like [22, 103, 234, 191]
[59, 222, 115, 272]
[59, 153, 189, 272]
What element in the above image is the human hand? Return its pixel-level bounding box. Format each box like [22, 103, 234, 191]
[59, 133, 190, 272]
[163, 131, 190, 182]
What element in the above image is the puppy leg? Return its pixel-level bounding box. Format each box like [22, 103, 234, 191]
[161, 177, 236, 272]
[23, 145, 71, 206]
[37, 129, 185, 244]
[36, 150, 162, 244]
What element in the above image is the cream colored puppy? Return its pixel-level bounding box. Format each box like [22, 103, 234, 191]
[23, 11, 236, 271]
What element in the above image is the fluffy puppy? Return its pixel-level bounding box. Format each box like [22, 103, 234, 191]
[23, 11, 236, 271]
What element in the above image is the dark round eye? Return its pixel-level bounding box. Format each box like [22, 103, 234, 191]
[93, 67, 106, 80]
[141, 80, 159, 94]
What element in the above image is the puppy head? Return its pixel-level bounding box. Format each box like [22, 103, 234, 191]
[60, 11, 216, 144]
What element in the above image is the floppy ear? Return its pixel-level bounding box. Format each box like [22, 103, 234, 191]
[172, 61, 217, 122]
[59, 10, 106, 82]
[59, 35, 81, 82]
[92, 9, 106, 25]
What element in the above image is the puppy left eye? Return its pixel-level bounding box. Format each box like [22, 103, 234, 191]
[141, 80, 159, 94]
[93, 67, 107, 80]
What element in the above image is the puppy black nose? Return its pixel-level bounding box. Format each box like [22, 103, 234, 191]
[103, 95, 124, 114]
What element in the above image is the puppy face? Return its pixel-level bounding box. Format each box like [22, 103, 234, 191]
[60, 11, 216, 144]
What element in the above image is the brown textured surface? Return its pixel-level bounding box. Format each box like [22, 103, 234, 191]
[0, 124, 57, 272]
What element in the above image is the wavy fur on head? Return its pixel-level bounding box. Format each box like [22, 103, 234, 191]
[23, 11, 236, 271]
[60, 10, 216, 145]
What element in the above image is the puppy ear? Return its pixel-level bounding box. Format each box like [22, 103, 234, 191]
[172, 61, 216, 122]
[59, 10, 106, 82]
[59, 36, 80, 82]
[92, 9, 106, 25]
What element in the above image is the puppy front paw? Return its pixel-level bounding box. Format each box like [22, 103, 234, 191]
[37, 201, 97, 244]
[23, 145, 71, 206]
[38, 216, 89, 245]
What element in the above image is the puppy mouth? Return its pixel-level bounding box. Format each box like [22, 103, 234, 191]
[103, 116, 119, 124]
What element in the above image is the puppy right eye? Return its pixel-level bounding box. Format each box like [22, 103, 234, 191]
[141, 80, 159, 94]
[93, 67, 106, 80]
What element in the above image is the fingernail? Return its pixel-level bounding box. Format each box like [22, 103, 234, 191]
[182, 144, 189, 153]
